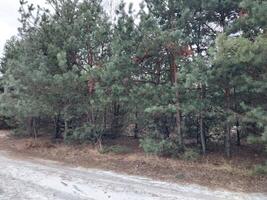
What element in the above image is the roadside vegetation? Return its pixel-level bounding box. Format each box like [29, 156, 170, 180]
[0, 0, 266, 180]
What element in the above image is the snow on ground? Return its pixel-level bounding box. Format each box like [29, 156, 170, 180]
[0, 151, 266, 200]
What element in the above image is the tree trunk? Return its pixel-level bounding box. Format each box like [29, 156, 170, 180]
[236, 120, 241, 146]
[134, 111, 139, 139]
[225, 122, 231, 157]
[103, 107, 107, 129]
[32, 117, 38, 141]
[27, 117, 34, 137]
[196, 117, 200, 144]
[233, 88, 241, 146]
[97, 134, 103, 151]
[176, 106, 183, 147]
[64, 120, 68, 139]
[225, 88, 231, 157]
[199, 112, 206, 154]
[169, 52, 183, 147]
[200, 85, 206, 154]
[111, 102, 121, 137]
[54, 114, 62, 139]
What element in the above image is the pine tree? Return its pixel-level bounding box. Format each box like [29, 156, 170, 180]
[0, 0, 266, 163]
[1, 0, 112, 139]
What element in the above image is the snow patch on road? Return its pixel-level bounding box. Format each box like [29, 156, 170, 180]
[0, 152, 266, 200]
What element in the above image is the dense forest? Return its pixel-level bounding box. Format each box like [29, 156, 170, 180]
[0, 0, 266, 172]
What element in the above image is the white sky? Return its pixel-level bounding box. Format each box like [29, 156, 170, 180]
[0, 0, 141, 57]
[0, 0, 48, 56]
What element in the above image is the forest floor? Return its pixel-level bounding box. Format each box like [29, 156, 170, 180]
[0, 130, 266, 194]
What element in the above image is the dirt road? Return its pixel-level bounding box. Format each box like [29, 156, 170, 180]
[0, 151, 266, 200]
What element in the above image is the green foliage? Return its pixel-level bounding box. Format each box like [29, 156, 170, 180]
[10, 125, 32, 138]
[0, 116, 11, 129]
[65, 124, 104, 144]
[252, 163, 267, 176]
[99, 145, 132, 155]
[175, 173, 185, 180]
[140, 137, 181, 157]
[247, 136, 264, 145]
[181, 149, 200, 161]
[139, 137, 160, 155]
[0, 0, 266, 163]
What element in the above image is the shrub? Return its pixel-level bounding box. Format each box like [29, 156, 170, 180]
[140, 137, 181, 157]
[99, 145, 132, 154]
[175, 173, 185, 180]
[181, 148, 200, 161]
[157, 139, 176, 157]
[10, 128, 30, 138]
[139, 137, 159, 155]
[252, 163, 267, 176]
[64, 124, 104, 144]
[0, 116, 11, 129]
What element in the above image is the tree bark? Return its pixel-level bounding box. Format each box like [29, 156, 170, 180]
[27, 117, 34, 137]
[196, 118, 200, 144]
[64, 120, 68, 139]
[225, 88, 231, 157]
[236, 120, 241, 146]
[54, 114, 62, 139]
[225, 122, 231, 157]
[233, 88, 241, 146]
[200, 84, 206, 154]
[111, 102, 121, 137]
[134, 111, 139, 139]
[32, 117, 38, 141]
[169, 52, 183, 147]
[200, 112, 206, 154]
[103, 107, 107, 129]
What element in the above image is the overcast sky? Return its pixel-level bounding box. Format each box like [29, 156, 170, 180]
[0, 0, 140, 57]
[0, 0, 49, 56]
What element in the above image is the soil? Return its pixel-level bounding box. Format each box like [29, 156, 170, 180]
[0, 130, 266, 193]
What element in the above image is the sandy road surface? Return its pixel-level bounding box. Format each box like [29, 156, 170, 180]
[0, 151, 266, 200]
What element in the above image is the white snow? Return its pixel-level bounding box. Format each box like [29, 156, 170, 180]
[0, 152, 266, 200]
